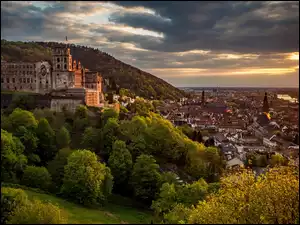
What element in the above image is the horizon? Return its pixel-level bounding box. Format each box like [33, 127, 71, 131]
[1, 1, 299, 88]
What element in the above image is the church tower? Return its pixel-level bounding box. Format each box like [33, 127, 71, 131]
[201, 90, 205, 105]
[262, 92, 269, 113]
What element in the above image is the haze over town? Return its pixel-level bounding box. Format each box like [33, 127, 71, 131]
[1, 1, 299, 87]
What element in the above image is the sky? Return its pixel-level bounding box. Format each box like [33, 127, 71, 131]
[1, 1, 299, 87]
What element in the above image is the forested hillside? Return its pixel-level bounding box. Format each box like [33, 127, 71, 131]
[1, 40, 186, 100]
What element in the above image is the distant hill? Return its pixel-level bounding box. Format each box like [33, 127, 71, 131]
[1, 39, 186, 100]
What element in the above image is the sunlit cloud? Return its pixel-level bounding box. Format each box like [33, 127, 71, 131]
[216, 53, 259, 60]
[287, 52, 299, 61]
[174, 50, 211, 56]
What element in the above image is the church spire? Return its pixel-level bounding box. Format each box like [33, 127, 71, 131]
[263, 92, 269, 113]
[202, 90, 205, 105]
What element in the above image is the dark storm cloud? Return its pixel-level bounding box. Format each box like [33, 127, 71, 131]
[109, 1, 299, 53]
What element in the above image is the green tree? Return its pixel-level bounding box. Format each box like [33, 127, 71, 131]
[8, 94, 36, 112]
[47, 148, 73, 191]
[108, 140, 132, 186]
[36, 118, 57, 164]
[101, 108, 119, 126]
[102, 118, 120, 157]
[74, 105, 88, 119]
[14, 126, 39, 157]
[56, 126, 70, 149]
[8, 108, 37, 131]
[21, 166, 52, 191]
[1, 129, 27, 182]
[130, 154, 161, 204]
[81, 127, 102, 152]
[61, 150, 113, 206]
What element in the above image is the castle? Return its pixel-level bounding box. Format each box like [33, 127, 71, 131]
[1, 45, 104, 112]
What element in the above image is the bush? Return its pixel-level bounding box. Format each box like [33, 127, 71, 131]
[7, 199, 68, 224]
[1, 187, 28, 224]
[21, 166, 52, 190]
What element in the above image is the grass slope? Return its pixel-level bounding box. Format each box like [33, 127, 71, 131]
[21, 189, 152, 224]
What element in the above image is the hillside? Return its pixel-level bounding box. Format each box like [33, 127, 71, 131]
[1, 39, 186, 100]
[2, 183, 152, 224]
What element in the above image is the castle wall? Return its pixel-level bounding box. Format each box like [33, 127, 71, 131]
[50, 97, 84, 112]
[1, 61, 51, 93]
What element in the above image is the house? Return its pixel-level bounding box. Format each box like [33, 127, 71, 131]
[226, 157, 244, 168]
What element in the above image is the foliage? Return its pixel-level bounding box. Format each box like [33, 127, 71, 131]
[74, 105, 88, 119]
[186, 166, 299, 224]
[159, 172, 180, 186]
[7, 199, 68, 224]
[47, 148, 73, 191]
[130, 154, 161, 204]
[56, 126, 71, 149]
[152, 179, 209, 219]
[14, 126, 39, 158]
[7, 94, 36, 112]
[1, 129, 27, 182]
[270, 153, 286, 167]
[108, 140, 133, 186]
[128, 98, 154, 116]
[81, 127, 102, 152]
[1, 187, 28, 224]
[21, 166, 52, 191]
[101, 108, 119, 126]
[8, 108, 37, 131]
[61, 150, 113, 206]
[36, 118, 57, 163]
[102, 118, 120, 157]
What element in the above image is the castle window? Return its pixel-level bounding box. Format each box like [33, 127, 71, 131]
[57, 73, 59, 77]
[23, 71, 25, 75]
[34, 80, 36, 83]
[31, 78, 33, 83]
[27, 65, 29, 68]
[23, 78, 26, 83]
[19, 78, 22, 83]
[14, 87, 17, 91]
[27, 78, 30, 83]
[57, 58, 60, 63]
[6, 78, 9, 83]
[12, 78, 15, 83]
[57, 64, 60, 69]
[1, 78, 3, 83]
[64, 64, 67, 69]
[46, 80, 48, 84]
[20, 86, 22, 89]
[64, 57, 67, 62]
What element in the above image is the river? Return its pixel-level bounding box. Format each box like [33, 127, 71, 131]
[277, 94, 299, 103]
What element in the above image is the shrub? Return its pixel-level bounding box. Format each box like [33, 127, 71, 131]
[1, 187, 28, 224]
[7, 199, 68, 224]
[21, 166, 52, 190]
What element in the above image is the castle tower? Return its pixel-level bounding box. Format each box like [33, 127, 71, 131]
[263, 92, 269, 113]
[52, 46, 74, 89]
[73, 60, 77, 70]
[201, 90, 205, 105]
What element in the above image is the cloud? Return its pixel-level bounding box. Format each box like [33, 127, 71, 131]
[1, 1, 299, 87]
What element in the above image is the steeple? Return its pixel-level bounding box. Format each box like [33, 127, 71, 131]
[263, 92, 269, 113]
[201, 90, 205, 105]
